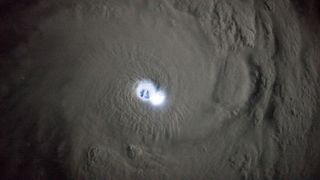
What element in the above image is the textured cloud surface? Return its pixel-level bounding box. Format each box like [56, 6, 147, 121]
[0, 0, 319, 179]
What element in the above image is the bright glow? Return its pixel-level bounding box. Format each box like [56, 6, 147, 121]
[150, 90, 165, 106]
[135, 80, 166, 106]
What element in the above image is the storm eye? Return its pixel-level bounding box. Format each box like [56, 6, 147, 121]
[135, 80, 166, 106]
